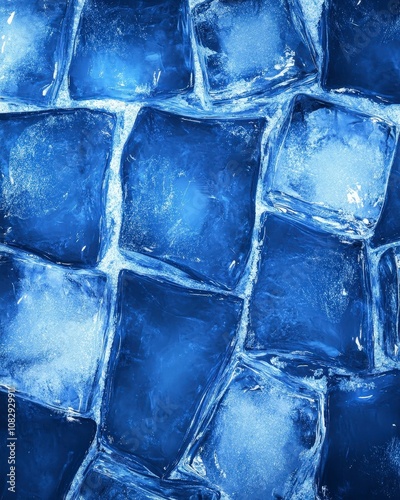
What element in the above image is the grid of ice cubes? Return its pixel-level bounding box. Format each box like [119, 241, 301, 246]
[1, 0, 400, 498]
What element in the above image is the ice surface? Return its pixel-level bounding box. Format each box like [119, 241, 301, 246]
[78, 453, 218, 499]
[0, 251, 109, 413]
[0, 108, 115, 266]
[318, 372, 400, 499]
[0, 0, 69, 104]
[322, 0, 400, 103]
[193, 0, 316, 100]
[376, 248, 400, 362]
[247, 215, 369, 370]
[185, 362, 320, 499]
[119, 107, 264, 289]
[0, 390, 96, 499]
[372, 142, 400, 247]
[265, 94, 396, 236]
[69, 0, 193, 100]
[102, 270, 242, 475]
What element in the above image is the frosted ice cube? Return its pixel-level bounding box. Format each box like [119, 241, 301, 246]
[102, 270, 242, 475]
[69, 0, 193, 100]
[119, 107, 264, 289]
[184, 362, 321, 499]
[265, 94, 396, 235]
[0, 108, 116, 266]
[247, 215, 370, 370]
[0, 0, 69, 104]
[0, 251, 109, 413]
[193, 0, 316, 100]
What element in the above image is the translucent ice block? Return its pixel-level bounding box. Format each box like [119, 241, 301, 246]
[102, 270, 242, 475]
[246, 215, 370, 370]
[119, 107, 264, 289]
[0, 251, 109, 413]
[69, 0, 193, 100]
[264, 94, 396, 236]
[0, 108, 116, 266]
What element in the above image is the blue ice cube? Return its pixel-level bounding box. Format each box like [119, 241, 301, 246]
[183, 361, 320, 499]
[193, 0, 316, 101]
[0, 0, 70, 105]
[376, 248, 400, 362]
[69, 0, 193, 100]
[102, 270, 242, 475]
[372, 143, 400, 247]
[0, 251, 109, 413]
[246, 215, 369, 370]
[322, 0, 400, 103]
[119, 107, 264, 290]
[264, 94, 396, 236]
[0, 390, 96, 499]
[77, 453, 219, 499]
[0, 109, 115, 266]
[318, 372, 400, 499]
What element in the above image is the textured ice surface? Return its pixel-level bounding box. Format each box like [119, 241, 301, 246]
[247, 215, 369, 370]
[78, 453, 218, 499]
[377, 248, 400, 362]
[193, 0, 316, 100]
[265, 94, 396, 235]
[0, 252, 109, 412]
[0, 0, 69, 104]
[0, 390, 96, 500]
[185, 362, 320, 499]
[318, 372, 400, 499]
[322, 0, 400, 103]
[120, 107, 264, 289]
[69, 0, 193, 100]
[372, 142, 400, 247]
[0, 109, 115, 266]
[102, 270, 242, 475]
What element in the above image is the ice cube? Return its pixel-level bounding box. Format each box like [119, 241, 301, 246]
[102, 270, 242, 475]
[322, 0, 400, 103]
[318, 372, 400, 499]
[0, 108, 116, 266]
[376, 247, 400, 362]
[193, 0, 316, 101]
[0, 0, 69, 104]
[265, 94, 396, 236]
[77, 453, 219, 499]
[0, 390, 96, 499]
[372, 142, 400, 247]
[119, 107, 264, 290]
[69, 0, 193, 100]
[0, 251, 109, 413]
[183, 361, 321, 499]
[246, 214, 370, 370]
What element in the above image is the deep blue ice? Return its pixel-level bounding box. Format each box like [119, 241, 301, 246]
[265, 94, 396, 236]
[193, 0, 316, 100]
[0, 251, 109, 412]
[247, 215, 369, 370]
[0, 0, 69, 104]
[0, 109, 115, 266]
[119, 107, 264, 289]
[69, 0, 193, 100]
[0, 390, 96, 500]
[102, 270, 242, 475]
[186, 362, 320, 499]
[377, 248, 400, 362]
[322, 0, 400, 103]
[318, 372, 400, 499]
